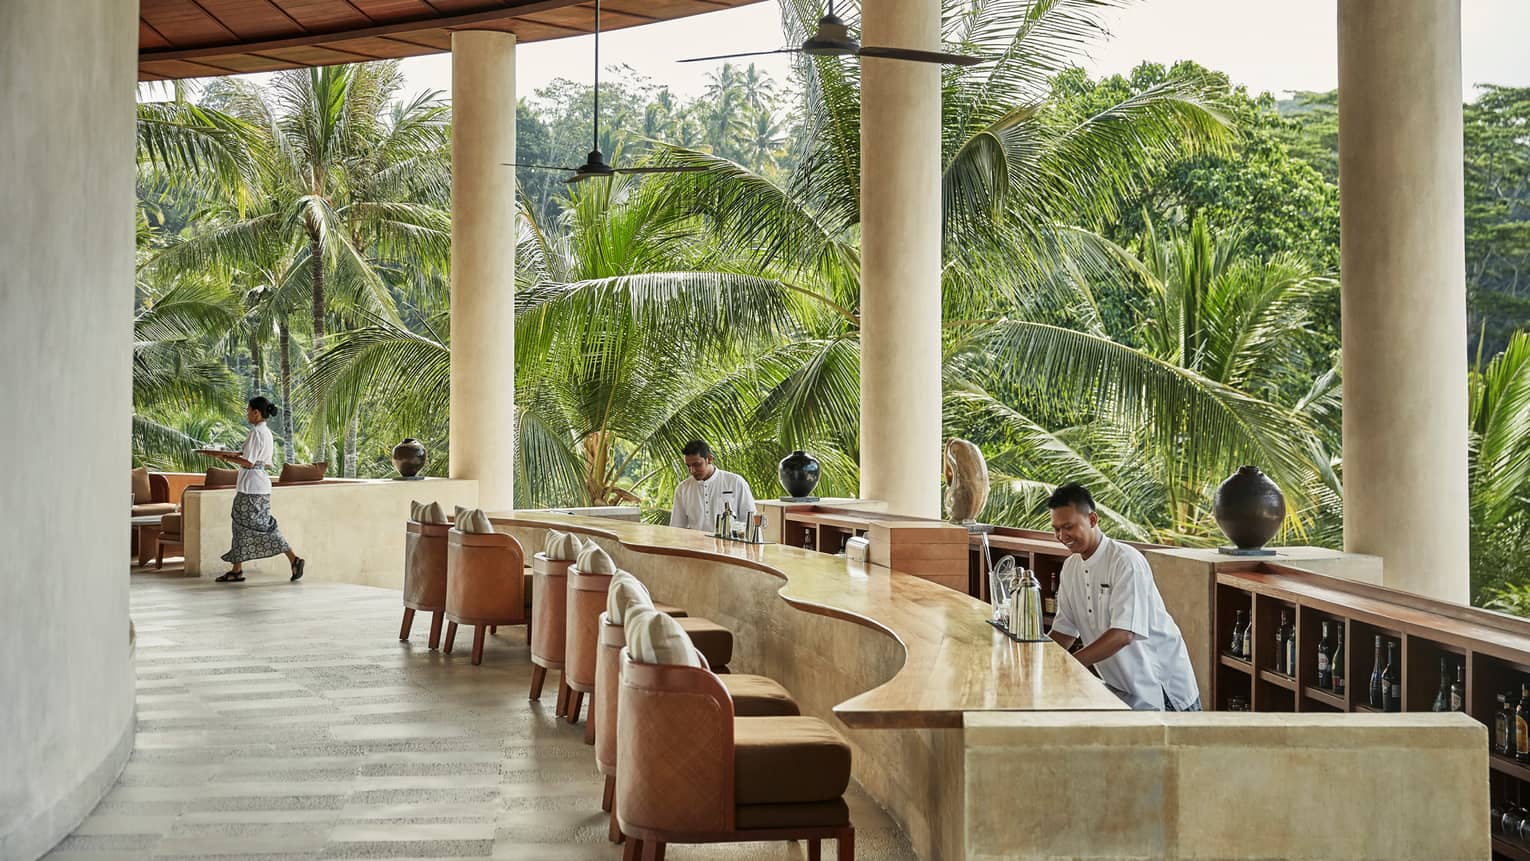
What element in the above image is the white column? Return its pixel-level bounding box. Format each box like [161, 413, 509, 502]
[1338, 1, 1468, 603]
[859, 0, 944, 519]
[450, 30, 518, 511]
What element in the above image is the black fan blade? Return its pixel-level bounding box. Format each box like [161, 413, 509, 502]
[678, 48, 801, 63]
[501, 162, 577, 171]
[612, 165, 710, 175]
[857, 45, 982, 66]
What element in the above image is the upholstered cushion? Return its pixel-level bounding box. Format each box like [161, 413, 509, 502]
[721, 675, 800, 717]
[543, 530, 583, 561]
[458, 508, 495, 534]
[575, 542, 616, 575]
[734, 799, 850, 830]
[733, 717, 852, 805]
[278, 461, 327, 483]
[159, 513, 183, 537]
[132, 502, 177, 517]
[410, 500, 424, 522]
[420, 501, 450, 525]
[624, 606, 702, 668]
[676, 616, 734, 668]
[131, 467, 151, 505]
[607, 571, 653, 621]
[204, 467, 238, 488]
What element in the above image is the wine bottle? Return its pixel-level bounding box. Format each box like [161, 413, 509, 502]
[1283, 615, 1296, 676]
[1497, 692, 1512, 755]
[1274, 610, 1290, 674]
[1368, 635, 1384, 708]
[1449, 663, 1464, 712]
[1331, 628, 1345, 695]
[1044, 571, 1058, 616]
[1382, 641, 1401, 712]
[1230, 609, 1246, 659]
[1517, 682, 1530, 764]
[1316, 621, 1333, 689]
[1432, 657, 1450, 712]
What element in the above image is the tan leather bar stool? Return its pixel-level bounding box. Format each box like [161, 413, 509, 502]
[616, 648, 854, 861]
[530, 550, 574, 711]
[597, 605, 798, 843]
[401, 520, 451, 649]
[443, 528, 527, 665]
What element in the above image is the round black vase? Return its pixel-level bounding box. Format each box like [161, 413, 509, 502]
[391, 438, 427, 480]
[777, 450, 821, 500]
[1213, 465, 1285, 555]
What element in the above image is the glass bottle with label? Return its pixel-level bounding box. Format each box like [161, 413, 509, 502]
[1432, 657, 1450, 712]
[1331, 628, 1345, 695]
[1274, 611, 1290, 674]
[1043, 571, 1058, 616]
[1283, 614, 1296, 676]
[1382, 641, 1401, 712]
[1377, 636, 1389, 709]
[1449, 663, 1464, 712]
[1316, 621, 1333, 689]
[1497, 693, 1512, 755]
[1517, 682, 1530, 764]
[1230, 610, 1246, 659]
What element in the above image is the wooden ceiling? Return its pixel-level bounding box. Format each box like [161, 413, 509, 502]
[139, 0, 761, 81]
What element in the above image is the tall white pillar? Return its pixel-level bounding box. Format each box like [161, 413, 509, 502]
[1338, 1, 1468, 603]
[859, 0, 944, 519]
[450, 30, 518, 511]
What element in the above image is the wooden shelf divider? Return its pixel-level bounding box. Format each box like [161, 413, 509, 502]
[1257, 669, 1297, 692]
[1218, 653, 1253, 674]
[1491, 752, 1530, 783]
[1302, 685, 1347, 710]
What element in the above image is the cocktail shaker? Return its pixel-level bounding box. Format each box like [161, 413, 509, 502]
[1008, 568, 1045, 641]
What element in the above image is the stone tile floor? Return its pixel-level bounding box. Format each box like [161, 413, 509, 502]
[48, 566, 915, 860]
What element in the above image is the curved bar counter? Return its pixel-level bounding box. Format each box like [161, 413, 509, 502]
[492, 513, 1123, 859]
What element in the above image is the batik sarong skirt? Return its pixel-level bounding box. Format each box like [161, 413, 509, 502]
[221, 492, 291, 563]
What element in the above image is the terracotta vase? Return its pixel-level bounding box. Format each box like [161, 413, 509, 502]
[1213, 466, 1286, 552]
[777, 450, 821, 499]
[392, 438, 428, 479]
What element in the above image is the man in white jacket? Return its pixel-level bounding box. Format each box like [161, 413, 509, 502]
[670, 440, 756, 532]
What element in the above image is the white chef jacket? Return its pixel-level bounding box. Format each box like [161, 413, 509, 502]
[671, 467, 756, 531]
[236, 423, 275, 495]
[1050, 535, 1200, 710]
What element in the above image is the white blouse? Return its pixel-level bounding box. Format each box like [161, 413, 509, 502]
[671, 467, 756, 531]
[236, 423, 275, 495]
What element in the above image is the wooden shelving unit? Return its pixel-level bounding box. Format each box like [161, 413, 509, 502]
[1213, 563, 1530, 860]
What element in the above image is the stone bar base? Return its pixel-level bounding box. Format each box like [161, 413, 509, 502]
[964, 711, 1486, 860]
[183, 478, 477, 587]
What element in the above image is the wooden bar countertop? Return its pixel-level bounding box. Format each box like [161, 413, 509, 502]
[491, 512, 1125, 728]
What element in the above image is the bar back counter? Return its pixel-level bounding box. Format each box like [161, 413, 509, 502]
[493, 512, 1488, 860]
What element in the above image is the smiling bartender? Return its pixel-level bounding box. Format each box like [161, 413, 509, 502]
[1045, 483, 1201, 711]
[670, 439, 756, 531]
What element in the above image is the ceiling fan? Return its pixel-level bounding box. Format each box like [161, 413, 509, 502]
[502, 0, 705, 184]
[679, 0, 980, 67]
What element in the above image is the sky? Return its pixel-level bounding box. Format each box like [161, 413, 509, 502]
[391, 0, 1530, 105]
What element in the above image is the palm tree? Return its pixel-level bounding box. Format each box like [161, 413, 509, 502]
[1470, 331, 1530, 608]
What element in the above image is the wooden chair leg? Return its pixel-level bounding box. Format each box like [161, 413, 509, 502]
[808, 838, 822, 861]
[399, 607, 416, 641]
[490, 625, 497, 634]
[601, 774, 615, 812]
[529, 665, 547, 700]
[443, 621, 458, 654]
[155, 544, 166, 569]
[584, 694, 597, 743]
[621, 837, 641, 861]
[642, 840, 664, 861]
[567, 690, 584, 723]
[609, 808, 623, 843]
[471, 625, 486, 665]
[555, 677, 570, 714]
[428, 612, 443, 649]
[837, 827, 855, 861]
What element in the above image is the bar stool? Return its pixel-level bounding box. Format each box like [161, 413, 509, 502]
[529, 530, 582, 712]
[598, 589, 798, 843]
[615, 612, 854, 861]
[401, 512, 451, 649]
[443, 514, 527, 665]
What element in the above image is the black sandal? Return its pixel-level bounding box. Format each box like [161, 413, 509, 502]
[290, 558, 305, 582]
[215, 572, 245, 583]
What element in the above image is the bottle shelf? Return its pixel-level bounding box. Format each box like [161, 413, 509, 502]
[1494, 835, 1530, 861]
[1219, 653, 1253, 674]
[1258, 669, 1297, 691]
[1302, 685, 1346, 710]
[1353, 703, 1383, 713]
[1491, 752, 1530, 783]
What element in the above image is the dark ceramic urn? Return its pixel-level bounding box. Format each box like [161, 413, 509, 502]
[778, 450, 821, 499]
[1213, 465, 1286, 553]
[392, 438, 427, 479]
